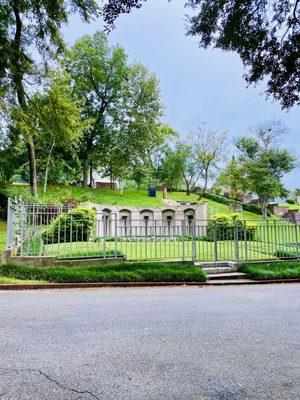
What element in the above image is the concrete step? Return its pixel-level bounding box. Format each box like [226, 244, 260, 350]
[195, 262, 230, 268]
[202, 267, 233, 274]
[207, 278, 256, 285]
[207, 272, 248, 280]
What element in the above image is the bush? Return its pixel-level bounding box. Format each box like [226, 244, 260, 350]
[240, 262, 300, 280]
[201, 192, 272, 216]
[42, 206, 95, 244]
[274, 249, 299, 259]
[286, 198, 295, 205]
[207, 213, 256, 241]
[0, 262, 207, 283]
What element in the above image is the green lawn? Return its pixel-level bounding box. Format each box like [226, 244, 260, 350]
[40, 237, 298, 262]
[0, 262, 207, 283]
[7, 184, 163, 206]
[278, 202, 300, 211]
[6, 184, 268, 220]
[0, 221, 6, 256]
[240, 261, 300, 280]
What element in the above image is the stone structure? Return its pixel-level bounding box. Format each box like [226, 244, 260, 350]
[268, 203, 300, 225]
[83, 203, 208, 237]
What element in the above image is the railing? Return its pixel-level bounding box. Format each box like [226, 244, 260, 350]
[6, 198, 300, 262]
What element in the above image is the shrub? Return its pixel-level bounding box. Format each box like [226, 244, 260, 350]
[42, 206, 95, 244]
[286, 198, 295, 205]
[201, 192, 272, 216]
[207, 213, 256, 241]
[0, 262, 207, 283]
[274, 249, 299, 259]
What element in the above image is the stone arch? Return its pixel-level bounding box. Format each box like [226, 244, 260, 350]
[162, 209, 176, 234]
[119, 209, 131, 234]
[102, 208, 112, 236]
[184, 208, 195, 234]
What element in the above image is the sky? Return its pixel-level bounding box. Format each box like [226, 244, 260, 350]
[63, 0, 299, 189]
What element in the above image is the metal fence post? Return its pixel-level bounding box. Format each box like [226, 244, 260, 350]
[181, 220, 185, 261]
[213, 221, 218, 262]
[243, 220, 248, 261]
[114, 213, 118, 258]
[191, 219, 196, 261]
[295, 223, 299, 259]
[19, 203, 26, 256]
[234, 218, 239, 262]
[6, 198, 12, 250]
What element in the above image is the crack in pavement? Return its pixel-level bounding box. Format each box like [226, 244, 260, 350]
[0, 368, 101, 400]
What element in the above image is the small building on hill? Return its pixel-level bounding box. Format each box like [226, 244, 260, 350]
[82, 203, 208, 237]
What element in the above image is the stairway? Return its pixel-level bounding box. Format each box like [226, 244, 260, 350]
[199, 264, 255, 285]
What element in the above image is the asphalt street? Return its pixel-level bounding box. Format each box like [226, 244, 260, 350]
[0, 284, 299, 400]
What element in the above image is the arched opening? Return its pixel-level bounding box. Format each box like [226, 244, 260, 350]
[102, 208, 112, 237]
[119, 209, 131, 235]
[162, 209, 175, 235]
[184, 209, 195, 235]
[140, 210, 154, 236]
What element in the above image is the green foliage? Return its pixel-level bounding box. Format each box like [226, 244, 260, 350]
[208, 213, 256, 241]
[11, 72, 88, 193]
[42, 207, 95, 244]
[63, 31, 164, 185]
[202, 192, 272, 217]
[218, 156, 247, 203]
[286, 199, 295, 205]
[233, 125, 296, 217]
[0, 0, 99, 196]
[0, 262, 207, 283]
[274, 249, 299, 259]
[240, 262, 300, 280]
[0, 221, 6, 255]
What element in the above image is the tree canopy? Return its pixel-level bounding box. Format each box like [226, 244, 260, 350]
[0, 0, 99, 196]
[102, 0, 300, 109]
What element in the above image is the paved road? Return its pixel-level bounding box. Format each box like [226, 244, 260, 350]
[0, 285, 299, 400]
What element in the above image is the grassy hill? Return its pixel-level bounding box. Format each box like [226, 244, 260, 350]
[0, 221, 6, 256]
[4, 184, 269, 220]
[278, 202, 300, 211]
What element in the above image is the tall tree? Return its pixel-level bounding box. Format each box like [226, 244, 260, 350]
[0, 0, 99, 196]
[218, 156, 248, 208]
[11, 73, 87, 194]
[187, 124, 227, 198]
[176, 142, 201, 196]
[235, 123, 296, 217]
[102, 0, 300, 109]
[64, 32, 164, 187]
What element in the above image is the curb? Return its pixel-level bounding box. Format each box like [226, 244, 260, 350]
[0, 279, 299, 290]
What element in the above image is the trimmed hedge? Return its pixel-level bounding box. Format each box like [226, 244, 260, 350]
[274, 249, 299, 259]
[201, 192, 272, 217]
[207, 213, 257, 241]
[240, 261, 300, 280]
[0, 262, 207, 283]
[42, 206, 95, 244]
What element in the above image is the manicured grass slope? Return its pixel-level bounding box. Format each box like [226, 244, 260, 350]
[278, 203, 300, 211]
[0, 221, 6, 256]
[7, 185, 163, 206]
[6, 184, 266, 219]
[0, 262, 207, 283]
[240, 261, 300, 280]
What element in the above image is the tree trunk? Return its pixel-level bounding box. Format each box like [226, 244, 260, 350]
[27, 139, 38, 198]
[198, 170, 209, 200]
[12, 4, 38, 197]
[43, 141, 55, 194]
[185, 180, 190, 196]
[89, 160, 93, 188]
[83, 159, 89, 188]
